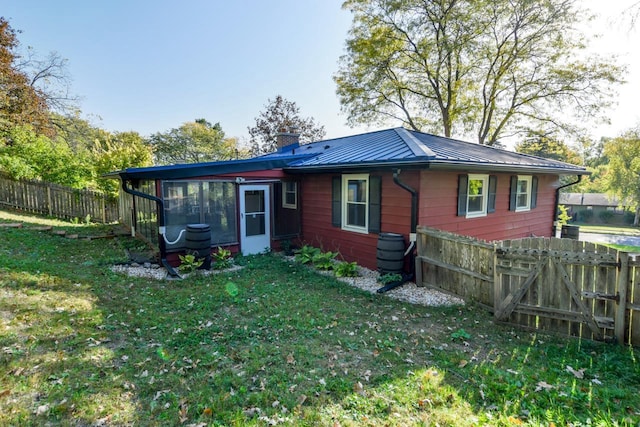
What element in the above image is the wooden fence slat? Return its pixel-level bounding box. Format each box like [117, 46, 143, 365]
[0, 174, 117, 223]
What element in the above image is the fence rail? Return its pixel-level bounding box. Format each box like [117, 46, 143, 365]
[0, 174, 119, 223]
[416, 225, 640, 346]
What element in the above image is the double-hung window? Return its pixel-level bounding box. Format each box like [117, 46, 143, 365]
[509, 175, 538, 212]
[515, 176, 532, 211]
[282, 181, 297, 209]
[467, 174, 488, 217]
[342, 174, 369, 232]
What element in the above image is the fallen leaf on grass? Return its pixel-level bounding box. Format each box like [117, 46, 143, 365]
[535, 381, 555, 392]
[202, 407, 213, 417]
[286, 354, 296, 365]
[458, 360, 468, 368]
[0, 389, 10, 398]
[566, 365, 585, 379]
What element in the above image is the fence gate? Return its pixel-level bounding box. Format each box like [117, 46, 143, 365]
[494, 237, 627, 343]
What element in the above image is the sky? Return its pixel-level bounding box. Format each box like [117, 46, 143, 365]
[2, 0, 639, 146]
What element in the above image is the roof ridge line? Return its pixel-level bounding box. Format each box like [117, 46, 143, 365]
[394, 127, 436, 158]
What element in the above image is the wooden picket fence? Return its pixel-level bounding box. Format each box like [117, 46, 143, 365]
[416, 226, 640, 346]
[0, 174, 119, 223]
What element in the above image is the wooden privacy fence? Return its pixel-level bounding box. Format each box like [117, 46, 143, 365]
[416, 226, 640, 346]
[0, 174, 119, 223]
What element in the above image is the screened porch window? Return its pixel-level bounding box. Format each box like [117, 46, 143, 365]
[162, 180, 237, 250]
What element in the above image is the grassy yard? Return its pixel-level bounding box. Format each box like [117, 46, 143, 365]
[1, 211, 639, 426]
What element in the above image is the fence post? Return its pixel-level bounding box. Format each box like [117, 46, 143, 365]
[47, 185, 53, 217]
[615, 252, 630, 345]
[101, 196, 106, 223]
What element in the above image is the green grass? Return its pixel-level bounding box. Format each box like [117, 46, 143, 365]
[1, 209, 640, 426]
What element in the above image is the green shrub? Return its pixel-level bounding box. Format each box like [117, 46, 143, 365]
[335, 261, 359, 278]
[178, 253, 204, 273]
[576, 209, 593, 223]
[598, 210, 614, 223]
[295, 245, 321, 264]
[624, 210, 635, 225]
[312, 251, 338, 270]
[378, 273, 403, 285]
[212, 247, 232, 270]
[557, 204, 572, 226]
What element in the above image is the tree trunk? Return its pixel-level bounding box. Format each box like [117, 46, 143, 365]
[634, 206, 640, 227]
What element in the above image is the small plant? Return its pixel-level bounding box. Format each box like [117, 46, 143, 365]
[312, 251, 338, 270]
[295, 245, 321, 264]
[450, 328, 471, 341]
[335, 261, 359, 278]
[84, 214, 92, 225]
[178, 253, 204, 273]
[212, 247, 232, 270]
[378, 272, 403, 285]
[281, 239, 293, 256]
[557, 204, 572, 226]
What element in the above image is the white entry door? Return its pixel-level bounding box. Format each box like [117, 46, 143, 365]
[239, 185, 270, 255]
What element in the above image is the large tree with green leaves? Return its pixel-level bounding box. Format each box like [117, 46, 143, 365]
[603, 127, 640, 226]
[149, 119, 237, 165]
[248, 95, 326, 155]
[335, 0, 624, 145]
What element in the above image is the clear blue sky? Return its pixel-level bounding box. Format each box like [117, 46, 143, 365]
[3, 0, 639, 145]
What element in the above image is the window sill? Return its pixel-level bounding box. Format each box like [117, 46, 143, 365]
[342, 225, 369, 234]
[466, 212, 487, 219]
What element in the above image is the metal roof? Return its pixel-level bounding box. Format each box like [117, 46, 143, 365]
[113, 127, 587, 181]
[271, 128, 587, 175]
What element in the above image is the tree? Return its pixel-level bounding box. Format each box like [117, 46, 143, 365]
[515, 131, 581, 164]
[91, 131, 153, 196]
[603, 127, 640, 226]
[0, 125, 91, 188]
[335, 0, 624, 145]
[248, 95, 326, 155]
[0, 18, 51, 135]
[149, 119, 238, 165]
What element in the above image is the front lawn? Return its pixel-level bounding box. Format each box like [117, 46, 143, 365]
[1, 210, 639, 426]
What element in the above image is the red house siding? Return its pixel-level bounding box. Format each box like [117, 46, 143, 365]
[419, 171, 557, 241]
[300, 171, 417, 270]
[300, 169, 559, 271]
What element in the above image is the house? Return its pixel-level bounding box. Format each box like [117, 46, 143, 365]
[559, 193, 631, 224]
[112, 127, 588, 272]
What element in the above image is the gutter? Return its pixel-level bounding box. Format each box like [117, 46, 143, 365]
[377, 169, 418, 293]
[553, 175, 583, 236]
[120, 177, 180, 278]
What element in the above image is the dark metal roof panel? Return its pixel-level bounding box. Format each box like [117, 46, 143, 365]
[282, 128, 587, 174]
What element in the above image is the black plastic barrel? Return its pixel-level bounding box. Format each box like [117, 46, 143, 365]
[561, 224, 579, 240]
[185, 224, 212, 269]
[376, 233, 405, 274]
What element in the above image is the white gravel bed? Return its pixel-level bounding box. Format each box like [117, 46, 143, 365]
[332, 265, 464, 307]
[110, 262, 243, 280]
[110, 258, 464, 307]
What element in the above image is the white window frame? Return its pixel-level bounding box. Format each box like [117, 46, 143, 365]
[466, 174, 488, 218]
[282, 181, 297, 209]
[342, 174, 369, 233]
[515, 175, 532, 212]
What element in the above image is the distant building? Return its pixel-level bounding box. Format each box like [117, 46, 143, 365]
[559, 193, 631, 224]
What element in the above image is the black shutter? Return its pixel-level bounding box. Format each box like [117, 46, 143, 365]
[509, 176, 517, 211]
[531, 176, 538, 209]
[331, 176, 341, 227]
[488, 175, 497, 213]
[457, 174, 468, 216]
[368, 176, 381, 233]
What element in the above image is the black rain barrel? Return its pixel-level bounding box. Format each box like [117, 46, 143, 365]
[185, 224, 212, 269]
[561, 224, 580, 240]
[377, 233, 406, 274]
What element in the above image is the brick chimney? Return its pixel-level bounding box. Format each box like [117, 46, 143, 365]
[276, 126, 300, 151]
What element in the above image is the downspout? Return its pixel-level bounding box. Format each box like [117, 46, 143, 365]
[377, 169, 419, 293]
[120, 177, 180, 277]
[553, 175, 582, 236]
